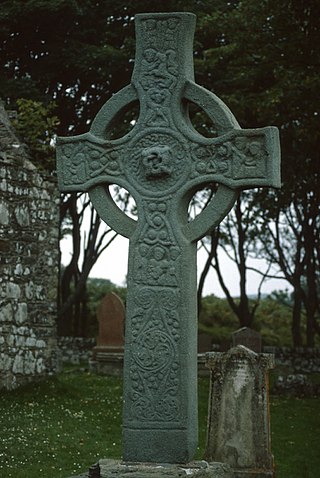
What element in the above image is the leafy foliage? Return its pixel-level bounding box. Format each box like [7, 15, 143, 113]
[198, 292, 316, 347]
[0, 0, 202, 135]
[1, 0, 319, 342]
[194, 0, 320, 344]
[12, 98, 59, 171]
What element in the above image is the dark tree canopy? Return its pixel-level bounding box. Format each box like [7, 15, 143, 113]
[1, 0, 319, 341]
[0, 0, 209, 134]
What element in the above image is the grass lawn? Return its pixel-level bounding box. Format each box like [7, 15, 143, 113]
[0, 369, 319, 478]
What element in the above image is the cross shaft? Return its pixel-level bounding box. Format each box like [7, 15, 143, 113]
[56, 12, 280, 464]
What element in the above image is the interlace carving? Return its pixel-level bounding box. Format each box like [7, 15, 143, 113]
[56, 12, 280, 463]
[61, 141, 122, 185]
[129, 287, 180, 422]
[192, 134, 268, 180]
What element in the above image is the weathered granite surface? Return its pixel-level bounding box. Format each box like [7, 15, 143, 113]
[0, 103, 60, 390]
[68, 460, 234, 478]
[98, 460, 234, 478]
[56, 11, 280, 464]
[205, 346, 275, 478]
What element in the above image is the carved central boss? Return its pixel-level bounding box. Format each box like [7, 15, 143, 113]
[56, 13, 280, 464]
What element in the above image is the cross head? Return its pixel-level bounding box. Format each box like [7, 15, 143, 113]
[56, 12, 280, 464]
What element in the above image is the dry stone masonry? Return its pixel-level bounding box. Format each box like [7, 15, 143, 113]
[0, 103, 60, 390]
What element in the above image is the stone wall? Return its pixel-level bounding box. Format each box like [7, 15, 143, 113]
[0, 104, 60, 390]
[264, 346, 320, 374]
[57, 336, 320, 375]
[58, 337, 95, 365]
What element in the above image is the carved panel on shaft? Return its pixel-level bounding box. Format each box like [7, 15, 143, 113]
[127, 196, 182, 424]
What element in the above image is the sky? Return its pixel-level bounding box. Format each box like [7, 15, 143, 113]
[61, 231, 290, 298]
[60, 187, 291, 299]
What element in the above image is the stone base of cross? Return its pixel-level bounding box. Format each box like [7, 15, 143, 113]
[67, 459, 234, 478]
[57, 12, 280, 466]
[96, 459, 234, 478]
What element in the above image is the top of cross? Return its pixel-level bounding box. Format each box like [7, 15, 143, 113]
[56, 12, 280, 242]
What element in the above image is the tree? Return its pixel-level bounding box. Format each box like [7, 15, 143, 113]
[58, 193, 118, 336]
[257, 190, 320, 346]
[2, 0, 319, 341]
[0, 0, 206, 335]
[194, 0, 320, 345]
[10, 93, 121, 336]
[0, 0, 206, 134]
[12, 98, 59, 171]
[198, 193, 276, 328]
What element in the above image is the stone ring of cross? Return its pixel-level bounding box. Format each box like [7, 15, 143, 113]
[57, 12, 280, 245]
[87, 80, 242, 243]
[56, 12, 280, 465]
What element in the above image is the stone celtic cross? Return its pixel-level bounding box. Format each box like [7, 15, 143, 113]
[56, 13, 280, 464]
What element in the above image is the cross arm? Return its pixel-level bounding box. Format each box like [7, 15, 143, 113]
[56, 132, 124, 192]
[179, 125, 280, 243]
[189, 126, 281, 190]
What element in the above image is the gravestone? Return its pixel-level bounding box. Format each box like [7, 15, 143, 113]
[57, 11, 280, 471]
[205, 346, 275, 478]
[92, 292, 125, 375]
[95, 292, 125, 351]
[232, 327, 262, 353]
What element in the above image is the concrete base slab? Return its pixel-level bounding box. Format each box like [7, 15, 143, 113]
[232, 470, 274, 478]
[98, 459, 234, 478]
[67, 460, 234, 478]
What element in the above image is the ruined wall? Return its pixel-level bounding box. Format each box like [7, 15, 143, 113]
[58, 337, 95, 365]
[0, 104, 60, 390]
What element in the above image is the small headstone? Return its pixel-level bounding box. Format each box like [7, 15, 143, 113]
[232, 327, 262, 353]
[205, 346, 275, 478]
[96, 292, 125, 351]
[92, 292, 125, 376]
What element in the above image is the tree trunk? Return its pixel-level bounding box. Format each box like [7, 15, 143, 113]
[197, 231, 217, 316]
[303, 213, 317, 347]
[291, 286, 303, 347]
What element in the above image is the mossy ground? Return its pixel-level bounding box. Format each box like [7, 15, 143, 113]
[0, 370, 319, 478]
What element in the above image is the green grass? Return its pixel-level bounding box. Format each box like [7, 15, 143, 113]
[270, 396, 320, 478]
[0, 371, 122, 477]
[0, 370, 319, 478]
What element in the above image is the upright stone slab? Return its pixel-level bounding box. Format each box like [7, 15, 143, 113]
[95, 292, 125, 351]
[93, 292, 125, 375]
[205, 346, 275, 478]
[232, 327, 262, 353]
[56, 12, 280, 464]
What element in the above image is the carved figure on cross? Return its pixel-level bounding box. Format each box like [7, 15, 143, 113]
[56, 12, 280, 465]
